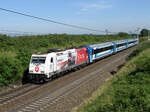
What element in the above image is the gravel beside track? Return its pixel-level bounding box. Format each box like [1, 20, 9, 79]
[0, 84, 41, 105]
[0, 46, 136, 112]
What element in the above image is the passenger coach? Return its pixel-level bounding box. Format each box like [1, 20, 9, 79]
[28, 38, 139, 83]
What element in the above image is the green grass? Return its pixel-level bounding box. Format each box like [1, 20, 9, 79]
[74, 42, 150, 112]
[139, 36, 149, 42]
[126, 41, 150, 61]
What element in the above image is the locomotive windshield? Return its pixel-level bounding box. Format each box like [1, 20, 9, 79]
[31, 57, 46, 64]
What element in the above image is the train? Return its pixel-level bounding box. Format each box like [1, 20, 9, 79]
[28, 38, 139, 83]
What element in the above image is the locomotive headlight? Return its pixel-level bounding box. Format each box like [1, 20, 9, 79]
[29, 70, 33, 73]
[41, 71, 44, 74]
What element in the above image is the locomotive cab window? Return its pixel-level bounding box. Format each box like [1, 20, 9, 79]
[32, 57, 46, 64]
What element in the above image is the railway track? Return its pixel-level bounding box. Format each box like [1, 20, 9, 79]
[0, 46, 136, 112]
[10, 53, 128, 112]
[0, 84, 41, 105]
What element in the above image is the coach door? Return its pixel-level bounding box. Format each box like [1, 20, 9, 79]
[49, 57, 54, 73]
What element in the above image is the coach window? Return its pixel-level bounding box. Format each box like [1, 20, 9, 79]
[94, 46, 113, 54]
[129, 41, 136, 44]
[51, 58, 53, 63]
[117, 43, 126, 47]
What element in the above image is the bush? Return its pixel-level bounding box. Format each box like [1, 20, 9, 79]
[140, 29, 150, 37]
[0, 57, 22, 86]
[16, 48, 32, 71]
[117, 32, 129, 37]
[126, 42, 150, 61]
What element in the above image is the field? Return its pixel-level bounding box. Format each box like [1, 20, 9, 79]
[74, 41, 150, 112]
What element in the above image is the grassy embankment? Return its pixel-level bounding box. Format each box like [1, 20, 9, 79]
[74, 41, 150, 112]
[0, 34, 146, 86]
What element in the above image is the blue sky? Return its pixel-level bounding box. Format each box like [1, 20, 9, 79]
[0, 0, 150, 34]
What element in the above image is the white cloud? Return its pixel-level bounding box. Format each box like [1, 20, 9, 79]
[77, 1, 112, 15]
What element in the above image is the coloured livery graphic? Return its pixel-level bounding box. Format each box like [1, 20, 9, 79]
[28, 38, 139, 82]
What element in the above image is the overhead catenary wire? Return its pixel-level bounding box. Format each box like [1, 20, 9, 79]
[0, 7, 115, 33]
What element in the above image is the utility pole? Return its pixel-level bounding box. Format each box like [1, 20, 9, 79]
[105, 29, 109, 41]
[148, 30, 150, 40]
[136, 27, 140, 38]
